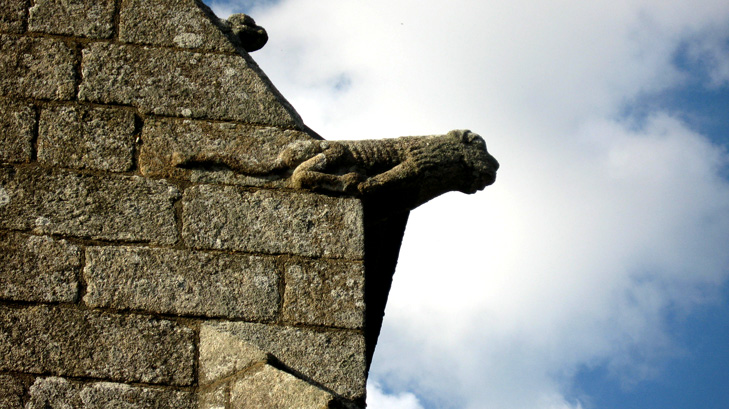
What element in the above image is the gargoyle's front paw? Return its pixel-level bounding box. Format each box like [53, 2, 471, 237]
[340, 172, 365, 194]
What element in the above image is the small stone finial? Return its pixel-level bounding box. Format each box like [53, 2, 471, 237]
[226, 14, 268, 52]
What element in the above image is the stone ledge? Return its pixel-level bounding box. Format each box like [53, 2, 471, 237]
[0, 231, 81, 303]
[0, 305, 196, 385]
[0, 167, 180, 244]
[38, 105, 136, 172]
[84, 246, 281, 320]
[230, 364, 336, 409]
[28, 0, 115, 39]
[182, 186, 365, 259]
[0, 34, 76, 101]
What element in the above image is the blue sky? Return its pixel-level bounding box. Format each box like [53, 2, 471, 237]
[206, 1, 729, 408]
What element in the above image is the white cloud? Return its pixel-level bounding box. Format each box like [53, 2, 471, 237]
[209, 1, 729, 408]
[367, 382, 425, 409]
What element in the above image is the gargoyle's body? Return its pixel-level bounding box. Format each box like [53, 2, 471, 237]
[274, 129, 499, 211]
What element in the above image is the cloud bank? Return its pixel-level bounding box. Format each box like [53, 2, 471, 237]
[210, 1, 729, 408]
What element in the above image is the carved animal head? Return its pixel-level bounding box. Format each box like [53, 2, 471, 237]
[446, 129, 499, 194]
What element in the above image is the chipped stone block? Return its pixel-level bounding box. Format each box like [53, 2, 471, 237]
[84, 246, 280, 320]
[199, 324, 269, 385]
[28, 0, 115, 38]
[230, 365, 336, 409]
[79, 42, 303, 127]
[0, 374, 24, 409]
[283, 259, 365, 329]
[0, 100, 35, 163]
[38, 105, 136, 172]
[182, 186, 364, 259]
[139, 117, 313, 180]
[0, 167, 179, 244]
[209, 322, 367, 400]
[0, 305, 196, 385]
[119, 0, 235, 52]
[0, 0, 27, 33]
[0, 231, 80, 303]
[26, 377, 196, 409]
[0, 34, 76, 100]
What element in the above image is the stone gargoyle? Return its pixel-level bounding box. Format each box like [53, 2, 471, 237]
[177, 129, 498, 212]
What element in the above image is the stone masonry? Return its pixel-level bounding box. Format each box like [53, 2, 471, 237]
[0, 0, 393, 407]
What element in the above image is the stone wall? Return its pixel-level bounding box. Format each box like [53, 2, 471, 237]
[0, 0, 407, 407]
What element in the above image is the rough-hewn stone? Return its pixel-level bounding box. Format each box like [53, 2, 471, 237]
[199, 324, 269, 385]
[84, 246, 280, 320]
[28, 0, 115, 38]
[0, 167, 179, 244]
[139, 117, 313, 180]
[26, 377, 196, 409]
[0, 0, 27, 33]
[209, 322, 367, 400]
[0, 305, 195, 385]
[230, 364, 336, 409]
[38, 105, 136, 172]
[283, 259, 365, 329]
[0, 374, 24, 409]
[0, 100, 35, 163]
[0, 34, 76, 100]
[119, 0, 235, 52]
[182, 186, 364, 259]
[0, 231, 80, 303]
[79, 43, 303, 127]
[198, 385, 229, 409]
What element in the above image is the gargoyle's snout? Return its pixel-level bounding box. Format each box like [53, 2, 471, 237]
[458, 131, 499, 193]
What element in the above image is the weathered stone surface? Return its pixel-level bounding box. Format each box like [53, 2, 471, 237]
[182, 186, 364, 259]
[198, 384, 228, 409]
[0, 34, 76, 100]
[0, 231, 80, 303]
[29, 0, 115, 38]
[0, 305, 195, 385]
[0, 167, 179, 244]
[230, 364, 335, 409]
[209, 322, 367, 400]
[79, 43, 303, 127]
[0, 374, 24, 409]
[139, 117, 313, 180]
[199, 324, 269, 385]
[119, 0, 235, 52]
[283, 259, 365, 329]
[38, 105, 136, 172]
[26, 377, 196, 409]
[0, 0, 27, 33]
[84, 246, 280, 320]
[0, 100, 35, 163]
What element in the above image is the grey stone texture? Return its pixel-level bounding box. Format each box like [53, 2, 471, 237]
[0, 167, 180, 244]
[0, 305, 196, 385]
[0, 231, 81, 303]
[0, 34, 76, 100]
[84, 246, 280, 320]
[0, 99, 35, 163]
[209, 322, 367, 400]
[38, 105, 136, 172]
[182, 186, 364, 259]
[139, 116, 313, 180]
[28, 0, 115, 38]
[119, 0, 235, 52]
[0, 0, 27, 33]
[0, 374, 24, 409]
[199, 324, 269, 385]
[230, 364, 336, 409]
[26, 377, 196, 409]
[78, 43, 303, 127]
[283, 259, 365, 329]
